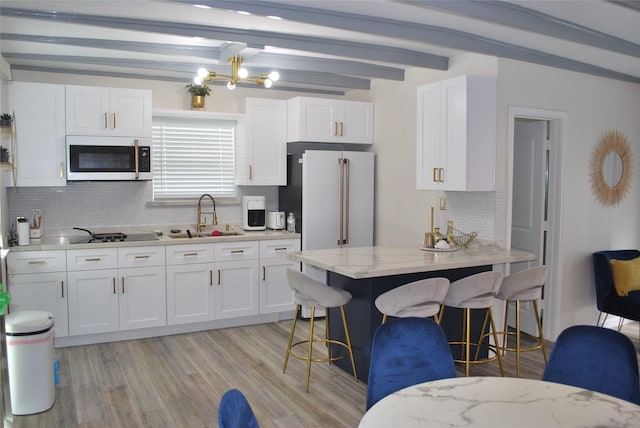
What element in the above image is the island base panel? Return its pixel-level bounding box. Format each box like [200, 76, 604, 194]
[326, 266, 491, 382]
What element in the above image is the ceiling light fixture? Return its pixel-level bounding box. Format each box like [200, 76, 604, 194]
[193, 55, 279, 90]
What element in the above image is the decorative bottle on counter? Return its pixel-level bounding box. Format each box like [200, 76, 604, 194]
[433, 227, 443, 243]
[287, 212, 296, 233]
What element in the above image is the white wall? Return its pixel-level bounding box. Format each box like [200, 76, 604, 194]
[496, 58, 640, 337]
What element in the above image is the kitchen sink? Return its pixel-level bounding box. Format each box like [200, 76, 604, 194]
[168, 231, 243, 239]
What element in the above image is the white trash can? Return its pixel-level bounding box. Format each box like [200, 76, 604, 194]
[5, 310, 55, 415]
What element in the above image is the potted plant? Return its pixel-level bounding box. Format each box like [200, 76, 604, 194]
[0, 113, 12, 127]
[0, 146, 10, 163]
[185, 84, 211, 109]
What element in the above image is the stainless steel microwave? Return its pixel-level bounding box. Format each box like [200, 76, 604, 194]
[66, 136, 152, 181]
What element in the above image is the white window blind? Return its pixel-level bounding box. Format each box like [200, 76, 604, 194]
[152, 116, 236, 201]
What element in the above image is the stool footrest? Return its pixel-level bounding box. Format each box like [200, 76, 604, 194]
[289, 339, 352, 363]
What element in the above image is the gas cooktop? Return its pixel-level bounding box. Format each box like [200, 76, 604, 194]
[70, 230, 159, 244]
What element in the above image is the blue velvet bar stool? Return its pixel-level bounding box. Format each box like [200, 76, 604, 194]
[496, 265, 548, 377]
[441, 271, 505, 377]
[283, 268, 358, 392]
[374, 277, 450, 324]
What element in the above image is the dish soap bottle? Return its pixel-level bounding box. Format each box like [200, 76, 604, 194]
[287, 212, 296, 233]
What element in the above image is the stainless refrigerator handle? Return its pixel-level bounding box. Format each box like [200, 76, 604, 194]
[134, 139, 140, 180]
[338, 158, 345, 245]
[344, 158, 350, 245]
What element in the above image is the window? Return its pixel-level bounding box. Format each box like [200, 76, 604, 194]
[152, 115, 236, 201]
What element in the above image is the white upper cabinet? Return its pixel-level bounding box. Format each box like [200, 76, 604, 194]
[66, 85, 152, 137]
[416, 75, 496, 191]
[287, 97, 374, 144]
[236, 98, 287, 185]
[6, 82, 67, 187]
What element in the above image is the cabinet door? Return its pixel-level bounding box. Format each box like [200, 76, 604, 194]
[416, 81, 443, 190]
[6, 82, 66, 186]
[441, 78, 469, 190]
[166, 264, 215, 325]
[109, 88, 152, 137]
[65, 85, 111, 136]
[237, 98, 287, 185]
[8, 272, 69, 337]
[341, 101, 374, 144]
[288, 97, 338, 142]
[67, 269, 119, 335]
[260, 258, 296, 314]
[215, 260, 259, 319]
[118, 266, 166, 330]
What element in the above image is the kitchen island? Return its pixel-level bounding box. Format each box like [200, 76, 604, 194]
[287, 245, 536, 381]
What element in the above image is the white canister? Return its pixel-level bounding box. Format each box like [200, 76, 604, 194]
[17, 217, 30, 246]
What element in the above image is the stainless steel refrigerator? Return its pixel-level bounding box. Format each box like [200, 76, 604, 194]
[280, 144, 374, 286]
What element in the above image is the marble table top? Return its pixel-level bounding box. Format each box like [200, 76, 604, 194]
[359, 376, 640, 428]
[287, 245, 535, 279]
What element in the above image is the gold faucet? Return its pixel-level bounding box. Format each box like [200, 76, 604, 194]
[197, 194, 217, 232]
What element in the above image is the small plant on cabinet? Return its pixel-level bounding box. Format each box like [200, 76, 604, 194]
[0, 147, 9, 163]
[0, 113, 12, 127]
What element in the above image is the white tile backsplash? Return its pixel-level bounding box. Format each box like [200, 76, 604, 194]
[7, 182, 279, 229]
[434, 191, 506, 243]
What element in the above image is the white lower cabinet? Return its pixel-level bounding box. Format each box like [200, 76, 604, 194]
[215, 259, 259, 319]
[7, 250, 69, 337]
[259, 239, 300, 314]
[67, 246, 166, 335]
[166, 243, 215, 325]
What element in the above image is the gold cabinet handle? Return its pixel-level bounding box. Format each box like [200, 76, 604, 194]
[104, 112, 108, 129]
[433, 168, 438, 183]
[28, 260, 47, 265]
[340, 122, 344, 136]
[209, 270, 213, 286]
[184, 252, 198, 257]
[85, 258, 101, 262]
[438, 168, 444, 183]
[262, 266, 266, 281]
[113, 113, 117, 129]
[230, 250, 244, 254]
[217, 269, 221, 285]
[121, 277, 125, 293]
[334, 121, 338, 136]
[61, 281, 65, 298]
[113, 277, 116, 294]
[249, 164, 253, 180]
[59, 162, 64, 179]
[134, 255, 150, 259]
[275, 247, 287, 252]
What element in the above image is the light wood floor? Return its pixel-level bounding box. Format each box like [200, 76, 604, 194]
[8, 319, 640, 427]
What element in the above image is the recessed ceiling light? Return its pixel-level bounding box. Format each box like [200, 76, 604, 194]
[193, 4, 211, 9]
[267, 15, 283, 20]
[237, 10, 251, 15]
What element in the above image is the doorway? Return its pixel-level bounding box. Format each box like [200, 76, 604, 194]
[507, 107, 567, 341]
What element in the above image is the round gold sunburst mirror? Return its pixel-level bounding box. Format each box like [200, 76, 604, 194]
[590, 130, 633, 207]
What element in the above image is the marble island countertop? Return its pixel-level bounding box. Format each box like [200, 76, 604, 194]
[287, 244, 536, 279]
[11, 224, 299, 251]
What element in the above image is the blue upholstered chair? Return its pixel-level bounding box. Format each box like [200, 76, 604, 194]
[366, 317, 457, 410]
[592, 250, 640, 329]
[542, 325, 640, 404]
[218, 389, 260, 428]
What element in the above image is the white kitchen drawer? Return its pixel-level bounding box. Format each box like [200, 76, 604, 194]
[67, 248, 118, 271]
[8, 250, 67, 274]
[215, 241, 259, 262]
[118, 246, 165, 268]
[165, 243, 214, 265]
[259, 239, 300, 259]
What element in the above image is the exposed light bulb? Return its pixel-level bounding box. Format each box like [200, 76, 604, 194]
[238, 67, 248, 79]
[264, 79, 273, 89]
[193, 76, 203, 85]
[268, 71, 280, 82]
[227, 81, 236, 90]
[197, 67, 209, 78]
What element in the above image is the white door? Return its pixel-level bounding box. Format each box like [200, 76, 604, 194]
[166, 264, 215, 325]
[343, 151, 374, 247]
[67, 269, 119, 335]
[511, 119, 547, 335]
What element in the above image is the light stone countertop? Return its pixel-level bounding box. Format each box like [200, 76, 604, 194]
[287, 244, 535, 279]
[10, 224, 300, 252]
[359, 376, 640, 428]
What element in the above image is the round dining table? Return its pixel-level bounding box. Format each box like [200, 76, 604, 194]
[359, 376, 640, 428]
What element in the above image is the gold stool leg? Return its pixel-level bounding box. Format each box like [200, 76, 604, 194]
[488, 308, 505, 376]
[381, 314, 388, 324]
[533, 300, 548, 363]
[501, 300, 510, 356]
[465, 308, 471, 377]
[339, 305, 358, 382]
[516, 300, 521, 377]
[473, 310, 490, 362]
[283, 305, 300, 373]
[305, 306, 316, 393]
